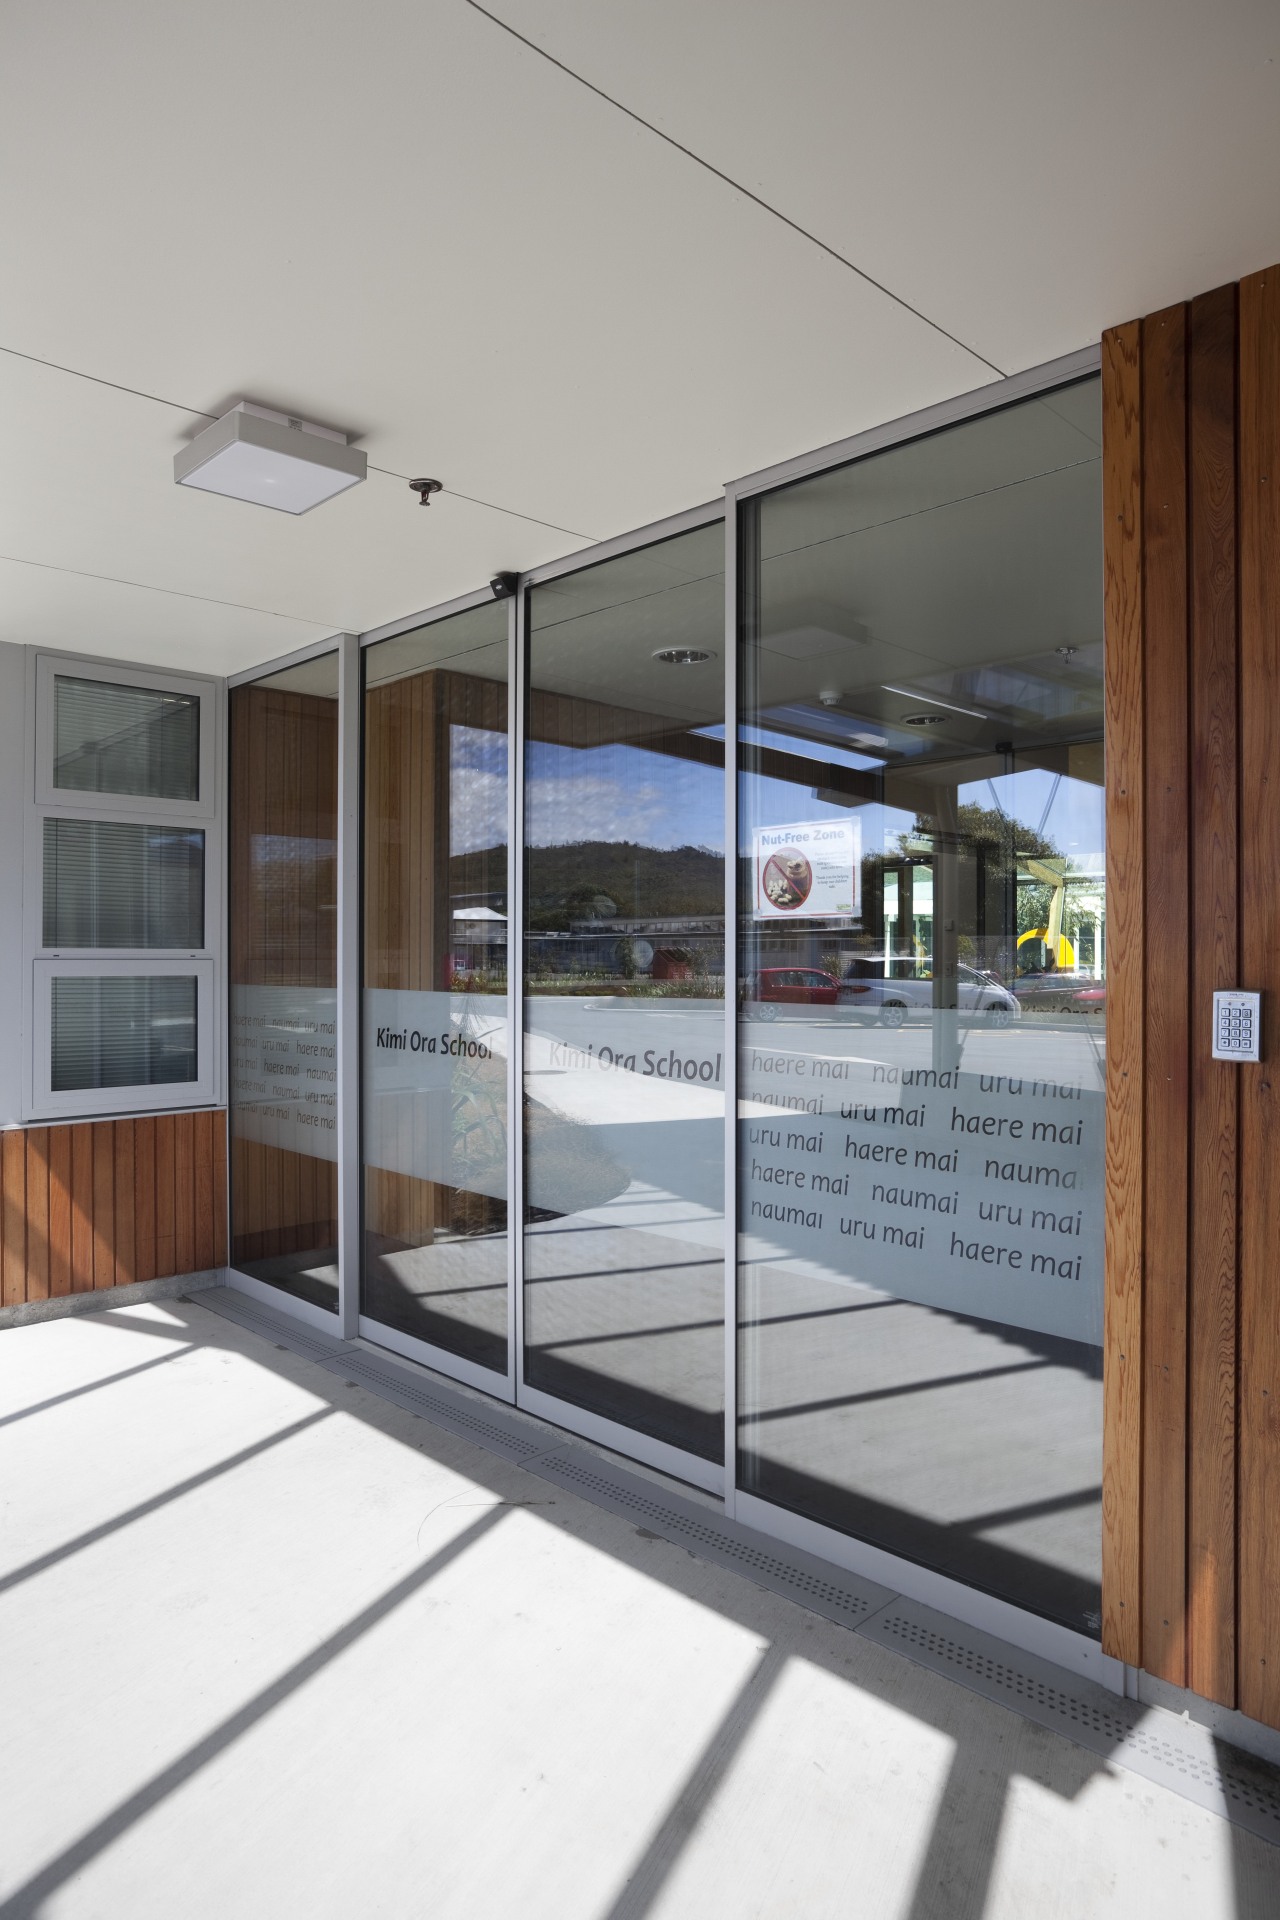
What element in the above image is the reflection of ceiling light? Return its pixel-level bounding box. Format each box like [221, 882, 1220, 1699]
[653, 648, 715, 665]
[175, 402, 366, 514]
[881, 684, 987, 720]
[902, 713, 947, 727]
[851, 731, 888, 749]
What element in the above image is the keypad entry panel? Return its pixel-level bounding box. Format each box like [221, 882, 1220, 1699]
[1212, 990, 1262, 1062]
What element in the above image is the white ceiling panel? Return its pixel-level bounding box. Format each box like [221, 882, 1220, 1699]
[0, 558, 332, 678]
[483, 0, 1280, 373]
[1, 0, 1271, 675]
[0, 0, 981, 674]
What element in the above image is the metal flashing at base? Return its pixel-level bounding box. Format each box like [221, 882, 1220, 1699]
[191, 1285, 1280, 1849]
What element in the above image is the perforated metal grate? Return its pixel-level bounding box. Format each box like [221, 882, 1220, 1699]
[541, 1453, 891, 1626]
[193, 1290, 344, 1366]
[863, 1606, 1280, 1845]
[327, 1354, 547, 1464]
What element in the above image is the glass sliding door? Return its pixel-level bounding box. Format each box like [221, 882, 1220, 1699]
[362, 603, 510, 1375]
[737, 377, 1107, 1633]
[228, 653, 340, 1310]
[523, 523, 726, 1467]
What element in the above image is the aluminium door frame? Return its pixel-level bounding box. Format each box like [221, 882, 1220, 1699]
[224, 344, 1121, 1679]
[224, 631, 349, 1335]
[720, 340, 1116, 1684]
[354, 585, 520, 1402]
[515, 497, 728, 1496]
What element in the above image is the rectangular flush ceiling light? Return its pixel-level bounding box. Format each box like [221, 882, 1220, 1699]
[174, 402, 366, 513]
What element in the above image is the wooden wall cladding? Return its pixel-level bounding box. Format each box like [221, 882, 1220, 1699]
[228, 678, 339, 1264]
[0, 1111, 227, 1306]
[1102, 261, 1280, 1728]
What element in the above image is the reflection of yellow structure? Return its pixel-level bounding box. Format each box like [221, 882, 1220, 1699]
[1018, 927, 1076, 968]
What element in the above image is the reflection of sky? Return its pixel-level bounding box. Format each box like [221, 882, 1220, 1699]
[740, 766, 1103, 870]
[451, 720, 1104, 870]
[976, 770, 1104, 869]
[523, 737, 725, 852]
[450, 725, 508, 856]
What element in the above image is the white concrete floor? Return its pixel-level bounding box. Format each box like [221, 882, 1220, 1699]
[1, 1299, 1277, 1920]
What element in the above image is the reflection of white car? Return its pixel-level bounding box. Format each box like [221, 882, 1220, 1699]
[839, 961, 1021, 1030]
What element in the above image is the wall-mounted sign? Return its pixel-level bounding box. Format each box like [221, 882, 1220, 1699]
[754, 819, 861, 919]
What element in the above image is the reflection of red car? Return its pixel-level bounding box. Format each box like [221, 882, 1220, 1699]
[745, 968, 839, 1020]
[1013, 971, 1107, 1015]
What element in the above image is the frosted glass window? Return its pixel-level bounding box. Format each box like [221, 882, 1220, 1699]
[50, 975, 198, 1090]
[43, 821, 204, 949]
[53, 675, 200, 801]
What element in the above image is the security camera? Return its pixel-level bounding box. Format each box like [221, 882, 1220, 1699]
[490, 572, 519, 599]
[818, 689, 842, 707]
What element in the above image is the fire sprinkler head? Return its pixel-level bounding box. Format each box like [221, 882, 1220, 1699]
[410, 478, 443, 506]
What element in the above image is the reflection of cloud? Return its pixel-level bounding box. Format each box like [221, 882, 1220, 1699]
[527, 773, 671, 847]
[451, 770, 508, 854]
[451, 726, 508, 854]
[526, 741, 724, 851]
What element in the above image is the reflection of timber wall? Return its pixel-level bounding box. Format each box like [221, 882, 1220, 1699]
[1103, 262, 1280, 1729]
[1, 1112, 227, 1305]
[229, 682, 338, 1262]
[364, 669, 507, 1247]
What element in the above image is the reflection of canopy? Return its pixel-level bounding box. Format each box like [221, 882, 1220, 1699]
[453, 907, 506, 921]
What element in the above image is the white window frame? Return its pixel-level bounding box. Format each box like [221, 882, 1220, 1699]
[24, 648, 223, 1122]
[30, 957, 217, 1117]
[34, 652, 217, 819]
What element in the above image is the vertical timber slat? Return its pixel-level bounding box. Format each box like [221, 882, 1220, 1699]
[1238, 265, 1280, 1729]
[1102, 320, 1145, 1667]
[70, 1123, 94, 1293]
[113, 1118, 137, 1289]
[134, 1117, 157, 1284]
[1, 1131, 25, 1307]
[1140, 303, 1190, 1685]
[24, 1129, 50, 1305]
[1186, 283, 1240, 1705]
[48, 1126, 71, 1298]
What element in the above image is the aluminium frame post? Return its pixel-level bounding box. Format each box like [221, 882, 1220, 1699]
[509, 583, 527, 1397]
[723, 492, 740, 1513]
[336, 630, 361, 1341]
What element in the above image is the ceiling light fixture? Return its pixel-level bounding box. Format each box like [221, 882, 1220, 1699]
[653, 648, 715, 666]
[174, 402, 366, 514]
[881, 684, 987, 720]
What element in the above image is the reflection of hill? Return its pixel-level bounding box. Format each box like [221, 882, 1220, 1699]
[453, 841, 722, 929]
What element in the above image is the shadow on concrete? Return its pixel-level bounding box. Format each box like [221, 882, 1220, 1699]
[3, 1298, 1276, 1918]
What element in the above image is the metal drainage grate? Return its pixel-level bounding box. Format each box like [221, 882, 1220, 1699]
[862, 1604, 1280, 1848]
[322, 1353, 548, 1466]
[192, 1289, 345, 1366]
[537, 1453, 892, 1628]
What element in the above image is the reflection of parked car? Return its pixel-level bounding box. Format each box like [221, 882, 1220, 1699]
[744, 968, 840, 1019]
[1012, 970, 1107, 1015]
[838, 958, 1021, 1030]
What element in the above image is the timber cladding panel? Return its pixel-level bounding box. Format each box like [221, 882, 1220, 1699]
[1103, 261, 1280, 1729]
[228, 679, 339, 1264]
[0, 1112, 227, 1306]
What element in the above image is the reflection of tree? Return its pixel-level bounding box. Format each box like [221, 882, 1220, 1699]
[522, 840, 722, 930]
